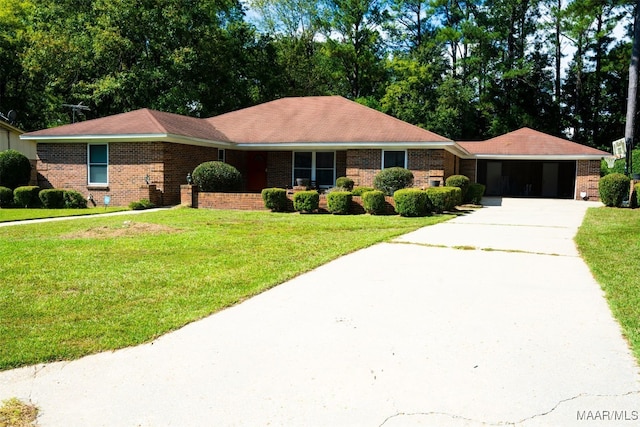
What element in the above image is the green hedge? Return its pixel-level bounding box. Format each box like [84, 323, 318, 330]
[374, 167, 414, 196]
[261, 188, 289, 212]
[426, 187, 459, 213]
[352, 186, 374, 196]
[394, 188, 430, 217]
[335, 177, 354, 191]
[192, 161, 242, 192]
[0, 186, 13, 207]
[39, 189, 65, 209]
[64, 190, 88, 208]
[445, 175, 470, 201]
[293, 190, 319, 213]
[465, 183, 486, 204]
[362, 190, 386, 215]
[326, 191, 352, 215]
[599, 173, 630, 207]
[129, 199, 156, 210]
[13, 186, 41, 208]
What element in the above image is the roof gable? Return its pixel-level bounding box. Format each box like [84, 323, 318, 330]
[206, 96, 452, 144]
[458, 128, 609, 157]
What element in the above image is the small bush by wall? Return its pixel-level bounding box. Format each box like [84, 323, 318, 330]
[293, 190, 320, 213]
[0, 149, 31, 189]
[261, 188, 289, 212]
[394, 188, 430, 217]
[326, 191, 352, 214]
[426, 187, 458, 213]
[0, 186, 13, 207]
[599, 173, 630, 207]
[39, 189, 65, 209]
[445, 175, 470, 201]
[352, 186, 375, 196]
[13, 186, 41, 208]
[374, 167, 414, 196]
[465, 183, 486, 204]
[129, 199, 156, 210]
[64, 190, 88, 208]
[362, 190, 386, 215]
[192, 161, 242, 192]
[336, 177, 355, 191]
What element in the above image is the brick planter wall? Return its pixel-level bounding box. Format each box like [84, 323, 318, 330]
[575, 160, 601, 201]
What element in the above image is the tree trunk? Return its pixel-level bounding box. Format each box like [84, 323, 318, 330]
[625, 0, 640, 175]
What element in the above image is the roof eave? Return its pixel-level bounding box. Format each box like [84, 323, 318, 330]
[234, 140, 457, 150]
[20, 133, 234, 148]
[472, 154, 607, 160]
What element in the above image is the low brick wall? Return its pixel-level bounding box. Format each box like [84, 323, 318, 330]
[181, 185, 396, 214]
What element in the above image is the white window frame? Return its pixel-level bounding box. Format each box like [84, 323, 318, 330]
[87, 143, 109, 186]
[218, 148, 226, 162]
[382, 150, 407, 169]
[292, 151, 336, 188]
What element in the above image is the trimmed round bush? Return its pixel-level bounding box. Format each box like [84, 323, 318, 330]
[192, 161, 242, 192]
[335, 176, 355, 191]
[445, 175, 470, 201]
[293, 190, 319, 213]
[64, 190, 88, 208]
[465, 183, 486, 204]
[362, 190, 386, 215]
[129, 199, 156, 210]
[599, 173, 630, 207]
[449, 187, 463, 207]
[426, 187, 458, 213]
[13, 186, 41, 208]
[327, 191, 352, 215]
[352, 186, 375, 196]
[39, 189, 65, 208]
[0, 186, 13, 207]
[374, 167, 414, 196]
[261, 188, 289, 212]
[0, 149, 31, 189]
[394, 188, 430, 217]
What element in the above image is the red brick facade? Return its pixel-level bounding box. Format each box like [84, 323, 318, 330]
[575, 160, 601, 201]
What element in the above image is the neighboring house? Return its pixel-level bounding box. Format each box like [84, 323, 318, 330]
[1, 119, 37, 185]
[20, 96, 608, 206]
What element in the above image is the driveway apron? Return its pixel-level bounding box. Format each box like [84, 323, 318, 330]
[1, 198, 639, 426]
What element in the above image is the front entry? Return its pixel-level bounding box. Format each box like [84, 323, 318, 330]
[246, 151, 268, 192]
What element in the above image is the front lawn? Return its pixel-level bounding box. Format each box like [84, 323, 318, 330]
[0, 208, 452, 370]
[575, 207, 640, 361]
[0, 207, 128, 223]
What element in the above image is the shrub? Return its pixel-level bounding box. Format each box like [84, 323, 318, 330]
[39, 189, 65, 208]
[445, 175, 470, 201]
[0, 186, 13, 207]
[0, 149, 31, 189]
[362, 190, 386, 215]
[374, 167, 414, 196]
[426, 187, 459, 213]
[326, 191, 352, 215]
[261, 188, 289, 212]
[13, 186, 41, 208]
[449, 187, 463, 207]
[64, 190, 88, 208]
[192, 161, 242, 192]
[393, 188, 430, 217]
[599, 173, 630, 207]
[335, 176, 354, 191]
[352, 186, 375, 196]
[129, 199, 156, 210]
[465, 183, 486, 204]
[293, 190, 319, 213]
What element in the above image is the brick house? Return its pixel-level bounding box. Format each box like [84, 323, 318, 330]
[20, 96, 608, 206]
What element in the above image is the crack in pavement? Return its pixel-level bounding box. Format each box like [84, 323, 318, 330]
[388, 240, 568, 257]
[378, 390, 640, 427]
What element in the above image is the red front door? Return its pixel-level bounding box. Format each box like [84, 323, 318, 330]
[246, 151, 268, 192]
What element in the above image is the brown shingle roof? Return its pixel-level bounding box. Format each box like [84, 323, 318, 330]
[459, 128, 609, 157]
[206, 96, 452, 144]
[23, 109, 229, 142]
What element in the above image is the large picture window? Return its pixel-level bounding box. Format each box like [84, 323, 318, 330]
[293, 152, 335, 188]
[383, 150, 406, 169]
[88, 144, 108, 185]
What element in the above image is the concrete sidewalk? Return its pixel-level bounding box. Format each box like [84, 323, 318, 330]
[1, 198, 639, 426]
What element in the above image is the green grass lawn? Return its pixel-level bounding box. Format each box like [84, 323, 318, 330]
[0, 207, 128, 222]
[0, 208, 452, 370]
[575, 207, 640, 361]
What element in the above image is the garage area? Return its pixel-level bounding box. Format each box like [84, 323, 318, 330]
[477, 160, 577, 199]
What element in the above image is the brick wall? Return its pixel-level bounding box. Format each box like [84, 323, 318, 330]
[346, 149, 382, 187]
[460, 159, 477, 182]
[267, 151, 293, 188]
[575, 160, 601, 201]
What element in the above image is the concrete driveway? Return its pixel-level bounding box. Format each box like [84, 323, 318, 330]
[1, 198, 639, 426]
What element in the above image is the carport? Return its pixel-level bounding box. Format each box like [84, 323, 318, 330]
[459, 128, 609, 200]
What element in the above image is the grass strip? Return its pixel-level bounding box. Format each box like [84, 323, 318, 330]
[0, 207, 128, 223]
[0, 208, 452, 370]
[575, 207, 640, 362]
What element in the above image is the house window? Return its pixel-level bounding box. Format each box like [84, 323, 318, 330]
[292, 152, 335, 187]
[218, 149, 225, 162]
[383, 150, 406, 169]
[88, 144, 108, 185]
